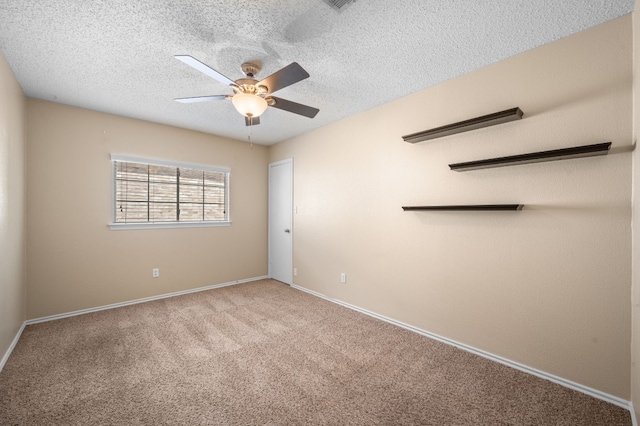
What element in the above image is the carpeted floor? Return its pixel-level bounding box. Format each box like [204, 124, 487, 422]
[0, 279, 632, 425]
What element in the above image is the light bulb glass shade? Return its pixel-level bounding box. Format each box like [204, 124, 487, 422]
[231, 93, 268, 118]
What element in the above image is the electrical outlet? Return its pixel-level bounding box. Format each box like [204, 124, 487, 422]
[293, 268, 298, 276]
[341, 273, 346, 283]
[152, 268, 159, 278]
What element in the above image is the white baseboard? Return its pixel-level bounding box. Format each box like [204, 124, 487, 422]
[26, 275, 269, 325]
[0, 321, 26, 373]
[0, 276, 269, 372]
[631, 402, 638, 426]
[291, 283, 633, 413]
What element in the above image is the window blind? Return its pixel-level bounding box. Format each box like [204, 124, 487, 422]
[113, 157, 228, 224]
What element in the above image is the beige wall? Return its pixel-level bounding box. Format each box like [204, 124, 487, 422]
[0, 53, 26, 359]
[272, 16, 633, 398]
[26, 100, 269, 319]
[631, 2, 640, 422]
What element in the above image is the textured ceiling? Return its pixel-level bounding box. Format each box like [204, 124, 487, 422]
[0, 1, 634, 145]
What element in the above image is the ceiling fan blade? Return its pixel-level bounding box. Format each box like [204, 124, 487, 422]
[269, 96, 319, 118]
[258, 62, 309, 94]
[245, 116, 261, 126]
[175, 55, 235, 86]
[174, 95, 228, 103]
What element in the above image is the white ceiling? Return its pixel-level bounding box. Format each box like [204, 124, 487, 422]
[0, 1, 634, 145]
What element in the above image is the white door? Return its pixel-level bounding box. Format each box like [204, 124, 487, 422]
[269, 159, 293, 285]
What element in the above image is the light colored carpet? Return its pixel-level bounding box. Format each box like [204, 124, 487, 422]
[0, 279, 631, 425]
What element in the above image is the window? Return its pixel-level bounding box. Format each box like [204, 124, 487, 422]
[109, 154, 230, 229]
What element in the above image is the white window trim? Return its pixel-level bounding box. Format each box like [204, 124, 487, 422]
[109, 154, 231, 230]
[108, 221, 230, 230]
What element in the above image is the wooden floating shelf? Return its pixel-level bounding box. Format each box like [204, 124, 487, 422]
[449, 142, 612, 171]
[402, 107, 523, 144]
[402, 204, 524, 211]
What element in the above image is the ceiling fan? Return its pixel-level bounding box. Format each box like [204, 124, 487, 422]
[174, 55, 319, 126]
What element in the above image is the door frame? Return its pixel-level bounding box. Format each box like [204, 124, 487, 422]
[268, 158, 294, 284]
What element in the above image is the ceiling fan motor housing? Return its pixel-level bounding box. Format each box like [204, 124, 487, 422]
[241, 62, 261, 78]
[233, 77, 267, 96]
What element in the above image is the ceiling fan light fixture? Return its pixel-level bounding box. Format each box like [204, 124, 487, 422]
[175, 55, 319, 125]
[232, 93, 268, 118]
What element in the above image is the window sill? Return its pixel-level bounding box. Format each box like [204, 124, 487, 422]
[108, 221, 231, 230]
